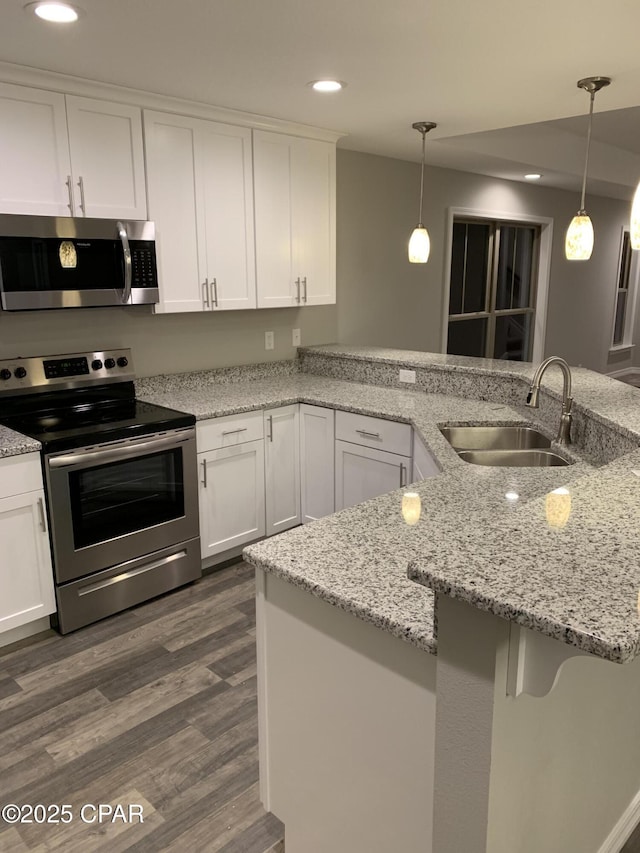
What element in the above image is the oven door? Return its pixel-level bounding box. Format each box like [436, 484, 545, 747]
[45, 427, 199, 584]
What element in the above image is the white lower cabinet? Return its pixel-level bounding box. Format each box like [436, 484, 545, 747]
[335, 441, 410, 511]
[264, 405, 301, 536]
[299, 404, 335, 523]
[0, 454, 55, 633]
[198, 439, 266, 558]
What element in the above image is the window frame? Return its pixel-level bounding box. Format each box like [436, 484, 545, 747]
[442, 207, 554, 364]
[609, 227, 639, 354]
[447, 218, 540, 362]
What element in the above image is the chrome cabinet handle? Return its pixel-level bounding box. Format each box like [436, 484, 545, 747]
[221, 427, 247, 436]
[400, 463, 407, 487]
[356, 429, 381, 440]
[37, 497, 47, 532]
[211, 278, 218, 308]
[295, 277, 301, 303]
[267, 415, 273, 441]
[65, 175, 75, 213]
[203, 279, 210, 309]
[302, 276, 308, 303]
[201, 460, 207, 488]
[77, 175, 86, 214]
[117, 221, 132, 304]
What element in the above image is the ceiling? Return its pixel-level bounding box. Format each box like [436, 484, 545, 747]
[2, 0, 640, 199]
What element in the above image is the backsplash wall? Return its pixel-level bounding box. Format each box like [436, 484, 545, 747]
[0, 303, 338, 376]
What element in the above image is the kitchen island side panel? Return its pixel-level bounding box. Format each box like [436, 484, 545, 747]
[256, 570, 436, 853]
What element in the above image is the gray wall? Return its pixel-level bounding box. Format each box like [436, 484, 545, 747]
[0, 149, 632, 375]
[336, 149, 632, 374]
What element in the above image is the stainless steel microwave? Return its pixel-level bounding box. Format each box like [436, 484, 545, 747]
[0, 214, 158, 310]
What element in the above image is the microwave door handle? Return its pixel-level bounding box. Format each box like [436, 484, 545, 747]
[117, 221, 132, 304]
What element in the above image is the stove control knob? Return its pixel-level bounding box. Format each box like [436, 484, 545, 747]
[91, 359, 103, 371]
[117, 357, 128, 368]
[14, 367, 27, 379]
[0, 369, 11, 381]
[104, 358, 116, 369]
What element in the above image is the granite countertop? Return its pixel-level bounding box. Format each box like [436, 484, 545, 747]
[135, 368, 597, 656]
[2, 345, 636, 663]
[0, 425, 41, 459]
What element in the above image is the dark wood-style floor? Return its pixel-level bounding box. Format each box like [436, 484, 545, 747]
[0, 561, 284, 852]
[2, 560, 640, 853]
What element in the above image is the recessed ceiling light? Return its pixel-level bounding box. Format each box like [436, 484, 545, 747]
[524, 173, 542, 181]
[309, 80, 345, 93]
[26, 2, 81, 23]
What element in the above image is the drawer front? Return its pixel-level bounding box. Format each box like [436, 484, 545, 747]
[335, 410, 411, 457]
[196, 410, 264, 453]
[0, 452, 43, 500]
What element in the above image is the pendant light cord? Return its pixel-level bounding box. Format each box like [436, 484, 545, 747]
[418, 130, 426, 224]
[579, 91, 595, 212]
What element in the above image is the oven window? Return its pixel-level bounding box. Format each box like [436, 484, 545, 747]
[69, 449, 184, 549]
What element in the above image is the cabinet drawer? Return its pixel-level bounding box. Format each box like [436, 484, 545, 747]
[0, 453, 43, 501]
[335, 411, 411, 458]
[196, 410, 264, 453]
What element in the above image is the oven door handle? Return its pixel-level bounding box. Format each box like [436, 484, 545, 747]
[48, 431, 193, 470]
[117, 220, 132, 304]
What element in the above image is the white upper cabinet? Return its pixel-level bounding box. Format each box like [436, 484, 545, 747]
[144, 110, 256, 314]
[65, 95, 147, 219]
[0, 82, 71, 215]
[0, 82, 146, 219]
[253, 130, 336, 308]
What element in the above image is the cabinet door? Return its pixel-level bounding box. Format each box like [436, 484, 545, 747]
[198, 440, 265, 558]
[65, 96, 147, 219]
[0, 490, 55, 633]
[0, 82, 71, 216]
[265, 405, 301, 535]
[144, 111, 206, 313]
[293, 138, 336, 306]
[300, 404, 335, 523]
[412, 432, 440, 482]
[335, 441, 408, 511]
[200, 122, 256, 310]
[253, 130, 295, 308]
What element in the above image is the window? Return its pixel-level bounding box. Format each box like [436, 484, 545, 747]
[612, 229, 633, 348]
[447, 219, 540, 361]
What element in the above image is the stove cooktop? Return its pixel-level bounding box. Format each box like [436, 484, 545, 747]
[1, 398, 195, 453]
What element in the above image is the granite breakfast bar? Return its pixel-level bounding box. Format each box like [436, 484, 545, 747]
[234, 346, 640, 853]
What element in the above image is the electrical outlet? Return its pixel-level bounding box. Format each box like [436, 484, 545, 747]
[265, 331, 274, 351]
[399, 369, 416, 384]
[292, 328, 301, 347]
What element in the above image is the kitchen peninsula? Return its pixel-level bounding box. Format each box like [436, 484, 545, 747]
[3, 344, 640, 851]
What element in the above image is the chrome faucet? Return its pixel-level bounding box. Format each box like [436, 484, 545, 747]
[526, 356, 573, 445]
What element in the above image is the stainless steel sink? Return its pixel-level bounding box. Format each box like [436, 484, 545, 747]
[440, 425, 552, 451]
[457, 449, 571, 467]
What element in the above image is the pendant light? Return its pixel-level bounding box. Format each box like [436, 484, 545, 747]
[408, 121, 437, 263]
[565, 76, 611, 261]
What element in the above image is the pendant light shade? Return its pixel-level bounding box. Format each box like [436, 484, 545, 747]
[565, 76, 611, 261]
[408, 121, 436, 264]
[565, 212, 594, 261]
[631, 181, 640, 251]
[408, 226, 430, 263]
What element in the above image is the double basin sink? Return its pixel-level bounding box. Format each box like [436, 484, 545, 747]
[440, 425, 572, 467]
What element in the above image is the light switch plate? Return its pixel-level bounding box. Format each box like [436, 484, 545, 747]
[399, 369, 416, 384]
[292, 328, 301, 346]
[265, 331, 274, 351]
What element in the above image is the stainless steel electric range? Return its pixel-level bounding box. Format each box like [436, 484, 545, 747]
[0, 349, 201, 633]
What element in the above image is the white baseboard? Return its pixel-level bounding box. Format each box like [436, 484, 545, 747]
[598, 787, 640, 853]
[607, 367, 640, 380]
